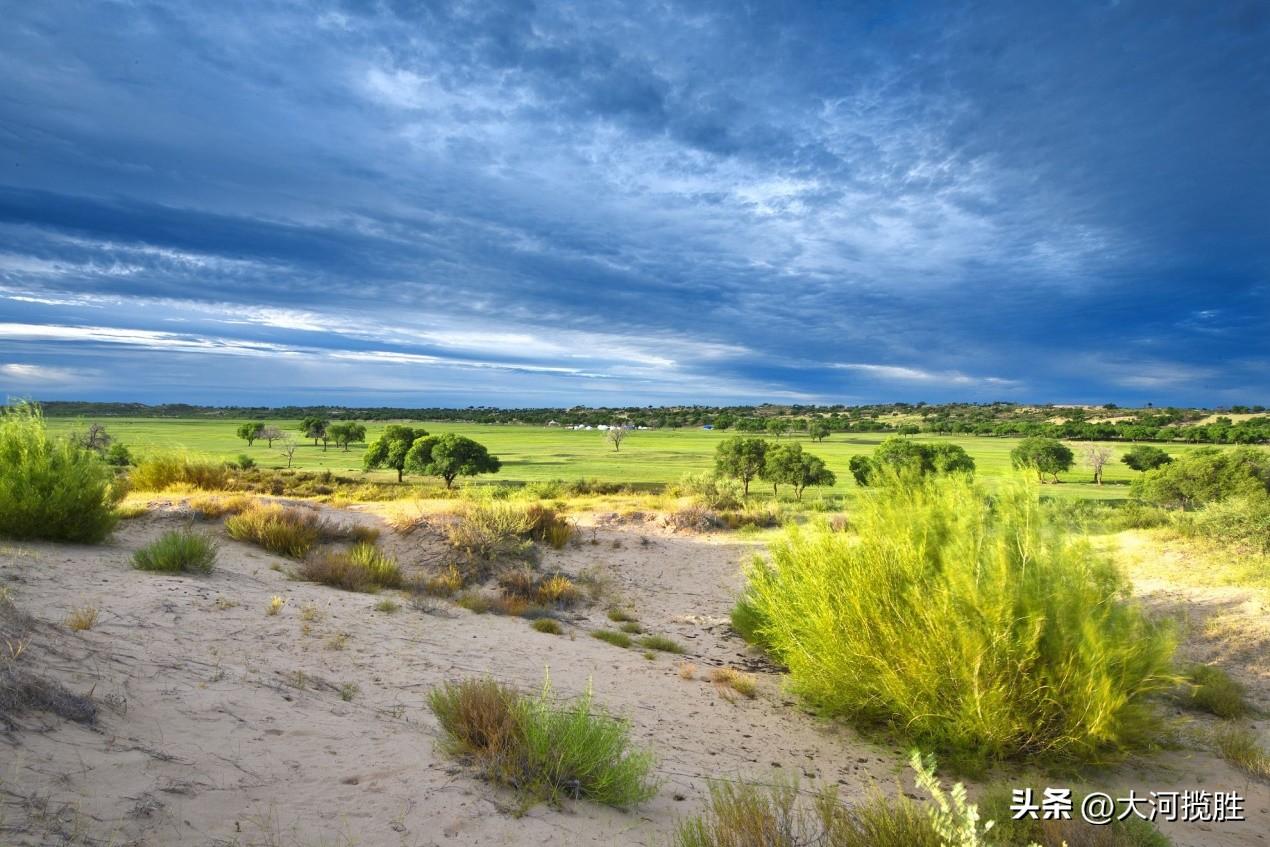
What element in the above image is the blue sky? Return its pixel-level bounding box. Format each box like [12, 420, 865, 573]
[1, 1, 1266, 407]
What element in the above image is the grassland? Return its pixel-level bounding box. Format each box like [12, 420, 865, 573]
[47, 416, 1236, 501]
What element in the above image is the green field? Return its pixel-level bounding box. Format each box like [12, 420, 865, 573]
[46, 417, 1237, 501]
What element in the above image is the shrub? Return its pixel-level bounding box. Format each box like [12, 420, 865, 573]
[729, 593, 771, 649]
[676, 473, 744, 510]
[531, 618, 563, 635]
[1183, 665, 1249, 718]
[664, 505, 721, 532]
[1177, 492, 1270, 551]
[236, 453, 257, 470]
[852, 438, 976, 487]
[1133, 446, 1270, 509]
[427, 677, 656, 809]
[64, 605, 99, 631]
[0, 402, 120, 543]
[225, 503, 331, 558]
[637, 634, 684, 654]
[1107, 501, 1172, 531]
[130, 454, 231, 491]
[741, 476, 1176, 768]
[106, 443, 133, 467]
[524, 503, 573, 548]
[719, 501, 783, 530]
[1212, 723, 1270, 779]
[592, 629, 632, 649]
[446, 500, 536, 564]
[188, 493, 254, 519]
[301, 543, 402, 592]
[133, 529, 217, 574]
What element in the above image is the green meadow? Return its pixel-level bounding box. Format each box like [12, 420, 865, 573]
[46, 417, 1231, 500]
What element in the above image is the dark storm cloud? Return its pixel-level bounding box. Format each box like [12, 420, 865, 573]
[0, 0, 1266, 405]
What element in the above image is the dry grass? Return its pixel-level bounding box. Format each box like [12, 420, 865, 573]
[710, 667, 757, 699]
[225, 503, 336, 558]
[187, 493, 254, 518]
[63, 605, 99, 632]
[678, 662, 697, 680]
[421, 564, 466, 596]
[300, 543, 403, 593]
[266, 596, 286, 616]
[1213, 723, 1270, 779]
[373, 598, 401, 613]
[497, 568, 581, 609]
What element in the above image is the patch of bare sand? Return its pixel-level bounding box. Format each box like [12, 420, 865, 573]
[0, 511, 1265, 846]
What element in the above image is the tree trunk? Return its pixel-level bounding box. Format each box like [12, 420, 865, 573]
[397, 467, 403, 482]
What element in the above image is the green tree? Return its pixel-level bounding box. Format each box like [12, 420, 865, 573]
[364, 425, 427, 482]
[328, 422, 367, 452]
[765, 419, 790, 440]
[1010, 437, 1075, 483]
[848, 454, 873, 486]
[1132, 446, 1270, 509]
[762, 443, 836, 500]
[714, 437, 769, 497]
[808, 420, 831, 442]
[405, 433, 501, 488]
[236, 421, 264, 447]
[1121, 445, 1173, 472]
[299, 416, 328, 448]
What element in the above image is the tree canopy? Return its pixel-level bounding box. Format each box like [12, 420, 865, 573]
[761, 443, 836, 499]
[850, 438, 975, 486]
[1121, 445, 1173, 472]
[405, 433, 500, 488]
[714, 437, 770, 496]
[363, 425, 428, 482]
[1010, 437, 1075, 483]
[328, 422, 367, 452]
[236, 421, 264, 446]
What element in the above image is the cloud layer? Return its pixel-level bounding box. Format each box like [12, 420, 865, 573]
[1, 0, 1266, 405]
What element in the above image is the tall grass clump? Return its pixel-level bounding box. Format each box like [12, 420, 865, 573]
[1177, 492, 1270, 552]
[0, 402, 120, 543]
[447, 499, 536, 563]
[741, 474, 1176, 768]
[427, 676, 656, 810]
[132, 529, 217, 574]
[300, 543, 402, 592]
[225, 503, 331, 558]
[129, 453, 231, 491]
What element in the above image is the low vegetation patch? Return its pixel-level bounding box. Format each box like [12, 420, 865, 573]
[446, 500, 538, 565]
[1211, 723, 1270, 779]
[132, 529, 218, 574]
[1183, 664, 1250, 718]
[300, 543, 402, 593]
[427, 677, 656, 810]
[709, 667, 757, 699]
[979, 785, 1172, 846]
[531, 618, 563, 635]
[740, 476, 1176, 769]
[0, 401, 121, 543]
[636, 634, 684, 654]
[187, 493, 254, 519]
[130, 453, 231, 491]
[497, 568, 582, 608]
[1, 592, 98, 726]
[64, 605, 99, 632]
[225, 503, 337, 558]
[591, 629, 633, 649]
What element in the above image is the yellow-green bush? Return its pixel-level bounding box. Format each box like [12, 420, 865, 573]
[0, 402, 120, 543]
[301, 543, 402, 592]
[742, 476, 1175, 768]
[130, 453, 231, 491]
[225, 503, 332, 558]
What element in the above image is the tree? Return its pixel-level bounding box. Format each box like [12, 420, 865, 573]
[606, 426, 628, 452]
[714, 437, 769, 497]
[1132, 446, 1270, 509]
[299, 416, 328, 448]
[405, 433, 500, 488]
[236, 421, 264, 447]
[765, 419, 790, 439]
[106, 443, 133, 466]
[76, 422, 113, 453]
[762, 443, 835, 499]
[259, 425, 283, 448]
[1010, 437, 1075, 483]
[1082, 444, 1114, 485]
[363, 425, 427, 482]
[849, 455, 873, 486]
[808, 421, 831, 442]
[278, 434, 299, 469]
[851, 438, 975, 486]
[328, 422, 367, 452]
[1121, 445, 1172, 472]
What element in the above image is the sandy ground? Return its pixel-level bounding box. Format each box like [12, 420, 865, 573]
[0, 506, 1266, 846]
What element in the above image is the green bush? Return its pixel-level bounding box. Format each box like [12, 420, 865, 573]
[0, 402, 120, 543]
[1177, 492, 1270, 552]
[676, 472, 744, 510]
[637, 634, 684, 654]
[225, 503, 333, 558]
[427, 677, 656, 809]
[741, 476, 1175, 768]
[1132, 446, 1270, 509]
[592, 629, 633, 648]
[132, 529, 217, 573]
[1183, 664, 1249, 718]
[130, 453, 231, 491]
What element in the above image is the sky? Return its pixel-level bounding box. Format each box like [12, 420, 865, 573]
[1, 1, 1267, 408]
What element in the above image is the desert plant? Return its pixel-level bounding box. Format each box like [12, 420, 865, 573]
[130, 453, 231, 491]
[676, 472, 744, 510]
[531, 618, 563, 635]
[637, 634, 684, 654]
[0, 402, 121, 543]
[446, 500, 536, 564]
[225, 503, 332, 558]
[64, 605, 99, 631]
[187, 493, 254, 519]
[427, 676, 656, 809]
[740, 476, 1176, 768]
[373, 597, 401, 613]
[1133, 446, 1270, 509]
[132, 529, 217, 574]
[301, 543, 402, 592]
[266, 595, 286, 616]
[709, 667, 757, 699]
[1178, 492, 1270, 552]
[592, 629, 632, 648]
[1183, 664, 1250, 718]
[979, 785, 1172, 846]
[1212, 723, 1270, 779]
[606, 608, 638, 623]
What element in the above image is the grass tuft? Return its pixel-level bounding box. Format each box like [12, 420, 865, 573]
[301, 543, 403, 593]
[130, 453, 230, 491]
[226, 503, 334, 558]
[428, 676, 656, 810]
[132, 529, 217, 573]
[710, 667, 757, 699]
[187, 493, 254, 519]
[64, 605, 99, 631]
[637, 634, 685, 654]
[1183, 665, 1250, 718]
[1212, 723, 1270, 779]
[591, 629, 633, 649]
[531, 618, 563, 635]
